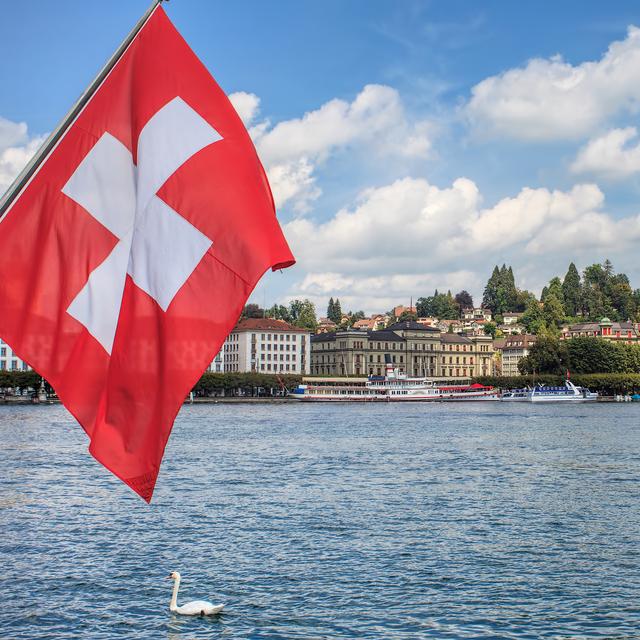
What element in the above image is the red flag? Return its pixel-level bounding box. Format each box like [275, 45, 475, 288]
[0, 7, 294, 501]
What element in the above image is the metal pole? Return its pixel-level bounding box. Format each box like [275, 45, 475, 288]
[0, 0, 164, 220]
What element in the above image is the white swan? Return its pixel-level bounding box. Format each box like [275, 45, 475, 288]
[168, 571, 225, 616]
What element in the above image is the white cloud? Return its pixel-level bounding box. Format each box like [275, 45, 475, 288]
[228, 91, 261, 127]
[0, 117, 44, 194]
[241, 84, 433, 212]
[282, 177, 640, 309]
[571, 127, 640, 179]
[290, 270, 479, 315]
[466, 26, 640, 141]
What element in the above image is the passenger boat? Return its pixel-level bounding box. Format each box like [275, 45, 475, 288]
[500, 379, 598, 402]
[289, 365, 499, 402]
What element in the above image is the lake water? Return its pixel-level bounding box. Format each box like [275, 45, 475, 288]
[1, 402, 639, 639]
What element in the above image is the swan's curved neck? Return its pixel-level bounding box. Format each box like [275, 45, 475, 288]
[170, 576, 181, 612]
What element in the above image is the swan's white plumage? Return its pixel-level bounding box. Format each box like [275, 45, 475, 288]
[168, 571, 224, 616]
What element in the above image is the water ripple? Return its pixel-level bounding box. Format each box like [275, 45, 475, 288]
[0, 402, 639, 638]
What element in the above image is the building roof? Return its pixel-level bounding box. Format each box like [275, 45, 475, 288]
[235, 318, 308, 333]
[504, 334, 537, 349]
[368, 330, 406, 342]
[386, 320, 440, 333]
[564, 320, 635, 333]
[311, 331, 336, 343]
[493, 338, 507, 350]
[440, 333, 473, 344]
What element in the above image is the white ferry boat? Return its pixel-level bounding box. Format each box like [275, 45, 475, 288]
[500, 379, 598, 403]
[289, 365, 499, 402]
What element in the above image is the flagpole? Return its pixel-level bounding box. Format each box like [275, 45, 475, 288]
[0, 0, 165, 220]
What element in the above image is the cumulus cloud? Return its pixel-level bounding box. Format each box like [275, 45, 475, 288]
[283, 177, 640, 300]
[228, 91, 261, 126]
[240, 84, 433, 213]
[466, 26, 640, 141]
[571, 127, 640, 179]
[0, 116, 45, 194]
[289, 270, 480, 315]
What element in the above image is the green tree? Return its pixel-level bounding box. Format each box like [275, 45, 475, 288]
[514, 289, 538, 312]
[289, 299, 318, 330]
[562, 262, 581, 317]
[565, 337, 623, 374]
[267, 304, 291, 322]
[521, 298, 546, 334]
[242, 303, 265, 318]
[482, 266, 501, 314]
[484, 321, 498, 338]
[398, 310, 418, 322]
[542, 293, 565, 334]
[416, 296, 431, 317]
[518, 336, 569, 375]
[327, 297, 342, 324]
[454, 290, 473, 310]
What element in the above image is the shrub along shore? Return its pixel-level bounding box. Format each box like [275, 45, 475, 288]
[474, 373, 640, 395]
[0, 370, 638, 399]
[0, 371, 304, 398]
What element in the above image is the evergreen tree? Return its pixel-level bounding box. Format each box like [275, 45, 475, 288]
[482, 266, 501, 314]
[327, 297, 342, 324]
[521, 298, 546, 334]
[562, 262, 581, 317]
[542, 293, 565, 334]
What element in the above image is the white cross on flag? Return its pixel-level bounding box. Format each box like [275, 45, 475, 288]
[0, 7, 294, 501]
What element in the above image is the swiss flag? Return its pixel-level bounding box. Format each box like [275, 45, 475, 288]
[0, 7, 294, 501]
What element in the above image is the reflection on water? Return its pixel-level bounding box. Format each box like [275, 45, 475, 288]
[1, 402, 639, 638]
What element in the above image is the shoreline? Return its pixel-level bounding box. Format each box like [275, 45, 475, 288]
[0, 396, 631, 405]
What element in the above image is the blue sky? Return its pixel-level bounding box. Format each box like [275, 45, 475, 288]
[2, 1, 640, 315]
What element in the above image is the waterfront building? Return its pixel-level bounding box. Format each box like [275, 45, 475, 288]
[210, 318, 311, 374]
[310, 321, 494, 379]
[440, 333, 494, 378]
[560, 318, 639, 343]
[501, 334, 537, 376]
[0, 337, 31, 371]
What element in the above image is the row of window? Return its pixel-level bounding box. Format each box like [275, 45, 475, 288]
[261, 353, 294, 361]
[257, 333, 297, 341]
[0, 360, 28, 371]
[260, 343, 296, 351]
[316, 341, 486, 352]
[260, 363, 294, 372]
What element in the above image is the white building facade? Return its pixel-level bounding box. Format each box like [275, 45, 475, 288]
[0, 338, 31, 371]
[209, 318, 311, 374]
